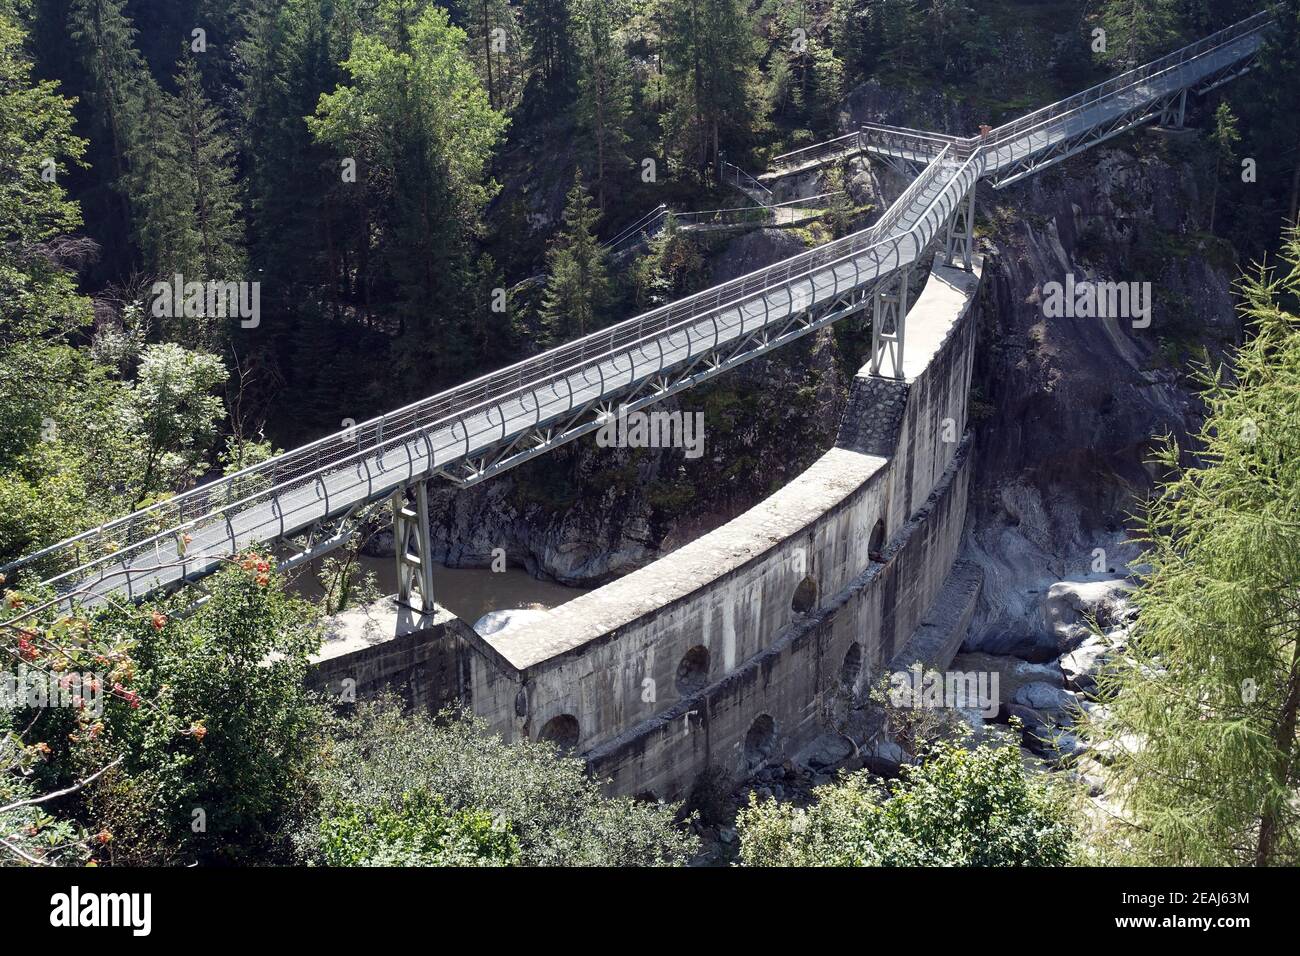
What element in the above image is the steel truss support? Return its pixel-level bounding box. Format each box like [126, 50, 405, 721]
[393, 480, 435, 614]
[1159, 88, 1188, 128]
[871, 267, 910, 380]
[945, 186, 976, 271]
[437, 283, 881, 488]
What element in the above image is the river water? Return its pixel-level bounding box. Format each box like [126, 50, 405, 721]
[289, 553, 588, 627]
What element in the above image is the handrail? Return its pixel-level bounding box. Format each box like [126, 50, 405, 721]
[771, 131, 863, 169]
[719, 160, 774, 204]
[23, 150, 965, 591]
[603, 204, 668, 250]
[6, 9, 1273, 594]
[983, 10, 1272, 150]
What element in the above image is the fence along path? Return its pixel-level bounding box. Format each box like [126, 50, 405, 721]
[2, 10, 1274, 607]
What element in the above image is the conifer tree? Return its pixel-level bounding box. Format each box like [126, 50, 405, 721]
[657, 0, 761, 175]
[541, 172, 610, 342]
[1080, 235, 1300, 866]
[137, 59, 245, 283]
[455, 0, 524, 111]
[309, 1, 507, 379]
[574, 0, 632, 212]
[1096, 0, 1179, 67]
[521, 0, 573, 95]
[1208, 100, 1239, 233]
[67, 0, 158, 265]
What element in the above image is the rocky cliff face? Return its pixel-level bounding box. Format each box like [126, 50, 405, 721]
[960, 131, 1239, 648]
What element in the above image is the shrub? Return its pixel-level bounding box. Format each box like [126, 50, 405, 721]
[61, 559, 328, 864]
[317, 792, 519, 866]
[736, 740, 1075, 866]
[297, 696, 698, 866]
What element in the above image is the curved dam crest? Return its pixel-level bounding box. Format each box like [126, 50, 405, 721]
[312, 254, 985, 799]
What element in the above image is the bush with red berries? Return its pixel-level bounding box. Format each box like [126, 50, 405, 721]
[2, 555, 327, 865]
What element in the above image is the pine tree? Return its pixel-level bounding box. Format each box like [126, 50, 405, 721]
[521, 0, 574, 96]
[658, 0, 762, 176]
[574, 0, 632, 212]
[1096, 0, 1179, 68]
[309, 1, 508, 378]
[137, 58, 246, 284]
[455, 0, 524, 111]
[1080, 235, 1300, 866]
[862, 0, 920, 74]
[541, 172, 610, 342]
[1208, 100, 1239, 233]
[67, 0, 157, 266]
[170, 57, 246, 282]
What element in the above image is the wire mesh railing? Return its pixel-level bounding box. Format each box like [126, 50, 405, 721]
[771, 132, 865, 171]
[719, 160, 775, 205]
[5, 9, 1273, 599]
[12, 150, 965, 598]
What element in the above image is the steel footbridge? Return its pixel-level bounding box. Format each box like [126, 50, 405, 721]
[2, 10, 1275, 611]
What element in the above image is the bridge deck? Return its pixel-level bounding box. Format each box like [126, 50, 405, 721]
[47, 158, 966, 605]
[4, 10, 1273, 607]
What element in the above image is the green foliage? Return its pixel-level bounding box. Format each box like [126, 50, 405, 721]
[657, 0, 764, 173]
[1095, 0, 1179, 68]
[309, 0, 509, 380]
[126, 343, 228, 500]
[573, 0, 633, 210]
[765, 1, 844, 136]
[66, 0, 162, 270]
[297, 695, 698, 866]
[133, 56, 246, 339]
[454, 0, 526, 112]
[630, 215, 707, 309]
[1078, 236, 1300, 866]
[75, 561, 327, 864]
[1207, 100, 1240, 232]
[0, 8, 88, 343]
[736, 740, 1075, 866]
[0, 708, 92, 866]
[316, 552, 380, 615]
[522, 0, 574, 95]
[541, 172, 611, 341]
[317, 791, 519, 866]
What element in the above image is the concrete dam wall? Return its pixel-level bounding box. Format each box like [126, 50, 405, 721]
[312, 255, 985, 800]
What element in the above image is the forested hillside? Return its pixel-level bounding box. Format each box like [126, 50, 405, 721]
[2, 0, 1299, 873]
[4, 0, 1292, 575]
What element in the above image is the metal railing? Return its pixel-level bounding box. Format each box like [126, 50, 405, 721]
[602, 204, 669, 254]
[981, 9, 1272, 155]
[860, 124, 964, 160]
[770, 131, 864, 171]
[863, 9, 1273, 173]
[603, 194, 846, 257]
[5, 9, 1273, 600]
[9, 150, 965, 597]
[719, 160, 775, 204]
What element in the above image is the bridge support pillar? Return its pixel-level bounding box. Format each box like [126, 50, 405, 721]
[393, 480, 436, 614]
[1159, 88, 1188, 129]
[871, 267, 910, 380]
[945, 186, 976, 271]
